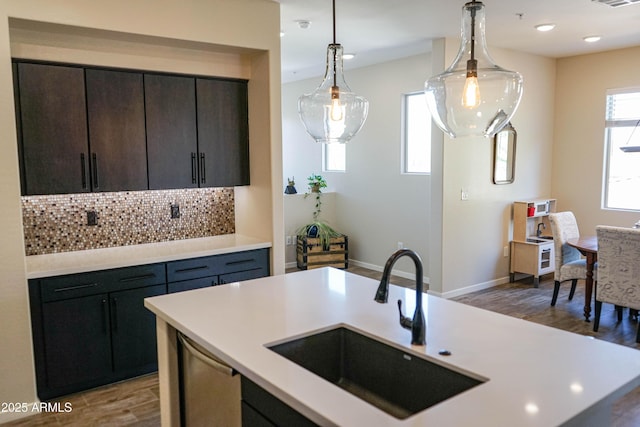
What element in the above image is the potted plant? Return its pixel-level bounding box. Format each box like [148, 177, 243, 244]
[296, 173, 340, 250]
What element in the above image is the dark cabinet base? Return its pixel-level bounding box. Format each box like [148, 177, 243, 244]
[29, 248, 270, 401]
[241, 377, 318, 427]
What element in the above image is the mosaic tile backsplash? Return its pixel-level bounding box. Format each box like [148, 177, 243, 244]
[22, 188, 235, 256]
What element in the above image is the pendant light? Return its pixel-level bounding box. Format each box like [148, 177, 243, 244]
[425, 1, 523, 138]
[298, 0, 369, 144]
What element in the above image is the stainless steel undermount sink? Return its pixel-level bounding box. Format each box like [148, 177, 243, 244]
[267, 326, 485, 419]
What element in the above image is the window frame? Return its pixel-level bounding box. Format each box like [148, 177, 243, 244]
[401, 91, 431, 175]
[602, 87, 640, 212]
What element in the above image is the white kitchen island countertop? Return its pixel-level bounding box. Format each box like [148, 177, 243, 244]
[145, 267, 640, 427]
[25, 234, 271, 279]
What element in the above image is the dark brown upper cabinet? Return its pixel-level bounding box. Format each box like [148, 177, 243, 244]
[85, 68, 148, 192]
[196, 78, 249, 187]
[14, 61, 250, 195]
[145, 73, 199, 190]
[17, 62, 89, 195]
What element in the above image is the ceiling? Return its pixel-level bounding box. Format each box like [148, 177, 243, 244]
[276, 0, 640, 83]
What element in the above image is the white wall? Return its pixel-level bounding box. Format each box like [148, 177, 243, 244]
[553, 46, 640, 232]
[283, 42, 558, 296]
[0, 0, 281, 421]
[438, 38, 557, 297]
[283, 54, 431, 280]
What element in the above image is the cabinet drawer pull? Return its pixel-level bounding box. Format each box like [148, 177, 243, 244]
[200, 153, 206, 184]
[101, 298, 108, 334]
[118, 273, 155, 283]
[175, 265, 209, 274]
[225, 258, 255, 266]
[80, 153, 87, 189]
[191, 153, 197, 184]
[54, 282, 98, 293]
[92, 153, 99, 188]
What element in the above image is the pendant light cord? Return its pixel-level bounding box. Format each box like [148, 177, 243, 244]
[332, 0, 338, 92]
[470, 1, 476, 62]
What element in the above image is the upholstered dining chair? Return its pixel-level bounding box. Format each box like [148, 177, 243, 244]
[593, 225, 640, 343]
[548, 212, 593, 306]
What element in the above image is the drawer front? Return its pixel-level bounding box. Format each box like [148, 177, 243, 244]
[216, 249, 269, 275]
[168, 276, 218, 293]
[40, 263, 166, 302]
[218, 267, 268, 285]
[40, 272, 109, 302]
[166, 256, 217, 283]
[104, 263, 166, 291]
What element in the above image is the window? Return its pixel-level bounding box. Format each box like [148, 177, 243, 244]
[603, 89, 640, 211]
[402, 92, 431, 174]
[323, 143, 346, 172]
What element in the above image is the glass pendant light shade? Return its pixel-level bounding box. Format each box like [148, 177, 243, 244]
[425, 1, 523, 138]
[298, 43, 369, 143]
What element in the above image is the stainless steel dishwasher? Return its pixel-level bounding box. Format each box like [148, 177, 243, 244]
[178, 333, 241, 427]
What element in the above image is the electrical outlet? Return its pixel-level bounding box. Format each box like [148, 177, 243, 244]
[286, 235, 292, 245]
[503, 246, 509, 257]
[86, 210, 98, 226]
[170, 203, 180, 219]
[461, 189, 469, 201]
[397, 241, 404, 250]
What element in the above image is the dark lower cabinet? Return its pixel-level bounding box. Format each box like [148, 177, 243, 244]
[167, 248, 269, 292]
[29, 248, 270, 400]
[41, 294, 113, 391]
[29, 264, 167, 400]
[241, 377, 318, 427]
[111, 284, 166, 374]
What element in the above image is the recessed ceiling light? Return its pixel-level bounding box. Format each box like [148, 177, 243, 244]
[342, 53, 355, 60]
[296, 20, 311, 29]
[535, 23, 556, 32]
[583, 35, 602, 42]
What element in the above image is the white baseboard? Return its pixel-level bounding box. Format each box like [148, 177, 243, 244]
[438, 276, 511, 299]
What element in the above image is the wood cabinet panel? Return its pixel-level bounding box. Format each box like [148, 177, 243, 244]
[86, 68, 148, 191]
[17, 62, 89, 195]
[42, 294, 112, 390]
[145, 73, 198, 190]
[196, 78, 250, 187]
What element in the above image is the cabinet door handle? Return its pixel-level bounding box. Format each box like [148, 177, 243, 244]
[200, 153, 206, 184]
[118, 274, 155, 283]
[101, 298, 108, 334]
[191, 153, 197, 184]
[80, 153, 87, 189]
[111, 297, 118, 333]
[54, 282, 98, 293]
[92, 153, 99, 189]
[225, 258, 255, 267]
[175, 265, 209, 274]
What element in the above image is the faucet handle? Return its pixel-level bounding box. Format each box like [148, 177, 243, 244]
[397, 300, 413, 330]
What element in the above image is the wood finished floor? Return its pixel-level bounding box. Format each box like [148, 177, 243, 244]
[7, 267, 639, 426]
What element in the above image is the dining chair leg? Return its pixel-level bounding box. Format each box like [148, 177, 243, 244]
[615, 305, 623, 322]
[636, 322, 640, 343]
[568, 279, 577, 301]
[551, 281, 561, 306]
[593, 300, 602, 332]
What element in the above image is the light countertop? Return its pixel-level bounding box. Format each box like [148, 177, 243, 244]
[25, 234, 271, 279]
[144, 267, 640, 426]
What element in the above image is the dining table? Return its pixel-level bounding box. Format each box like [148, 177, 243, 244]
[567, 235, 598, 322]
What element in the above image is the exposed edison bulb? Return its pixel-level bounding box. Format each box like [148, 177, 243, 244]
[462, 75, 480, 108]
[462, 58, 480, 108]
[330, 85, 344, 121]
